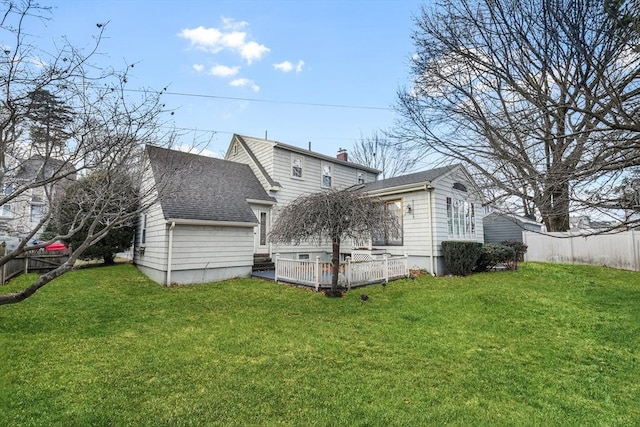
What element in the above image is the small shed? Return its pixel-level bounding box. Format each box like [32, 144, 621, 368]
[483, 212, 542, 243]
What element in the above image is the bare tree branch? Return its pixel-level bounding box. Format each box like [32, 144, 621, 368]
[394, 0, 640, 232]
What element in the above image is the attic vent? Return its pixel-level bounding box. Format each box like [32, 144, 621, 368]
[453, 182, 467, 192]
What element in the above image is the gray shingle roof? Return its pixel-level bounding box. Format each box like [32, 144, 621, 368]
[361, 165, 458, 192]
[147, 145, 276, 223]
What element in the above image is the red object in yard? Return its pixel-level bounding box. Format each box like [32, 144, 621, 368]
[45, 242, 67, 251]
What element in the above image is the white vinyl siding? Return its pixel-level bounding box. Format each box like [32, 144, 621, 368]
[170, 225, 254, 271]
[134, 201, 168, 271]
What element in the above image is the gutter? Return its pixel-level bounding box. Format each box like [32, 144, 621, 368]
[166, 221, 176, 286]
[427, 187, 437, 276]
[364, 183, 430, 197]
[165, 218, 257, 228]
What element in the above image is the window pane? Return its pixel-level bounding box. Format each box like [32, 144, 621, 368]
[322, 165, 332, 188]
[292, 157, 302, 178]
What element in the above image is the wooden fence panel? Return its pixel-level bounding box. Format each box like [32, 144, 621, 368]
[1, 250, 69, 285]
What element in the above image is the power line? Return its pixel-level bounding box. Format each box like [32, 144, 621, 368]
[125, 88, 394, 111]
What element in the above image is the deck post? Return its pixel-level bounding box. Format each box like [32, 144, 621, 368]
[346, 256, 352, 290]
[274, 253, 280, 282]
[314, 256, 320, 291]
[384, 254, 389, 284]
[404, 253, 409, 276]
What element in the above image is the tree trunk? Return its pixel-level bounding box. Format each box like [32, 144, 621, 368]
[328, 239, 342, 297]
[541, 181, 571, 232]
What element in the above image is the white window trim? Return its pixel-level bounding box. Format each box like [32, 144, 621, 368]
[446, 197, 476, 240]
[291, 154, 304, 179]
[321, 162, 333, 188]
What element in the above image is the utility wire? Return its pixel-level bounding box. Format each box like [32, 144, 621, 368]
[125, 88, 394, 111]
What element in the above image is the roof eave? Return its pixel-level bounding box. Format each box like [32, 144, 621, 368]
[166, 218, 257, 228]
[364, 182, 434, 197]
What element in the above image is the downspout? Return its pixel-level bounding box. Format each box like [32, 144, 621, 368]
[427, 188, 436, 276]
[166, 221, 176, 286]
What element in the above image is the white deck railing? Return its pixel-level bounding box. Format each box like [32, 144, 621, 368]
[274, 254, 409, 291]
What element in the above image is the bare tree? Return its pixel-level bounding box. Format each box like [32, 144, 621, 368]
[0, 1, 177, 305]
[394, 0, 640, 232]
[350, 130, 429, 179]
[269, 187, 399, 297]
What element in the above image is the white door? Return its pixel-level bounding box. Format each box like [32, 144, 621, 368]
[253, 209, 269, 254]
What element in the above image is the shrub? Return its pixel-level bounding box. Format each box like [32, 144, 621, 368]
[441, 241, 483, 276]
[475, 243, 516, 272]
[501, 240, 529, 269]
[501, 240, 528, 260]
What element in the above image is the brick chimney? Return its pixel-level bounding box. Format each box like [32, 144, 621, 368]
[337, 148, 348, 162]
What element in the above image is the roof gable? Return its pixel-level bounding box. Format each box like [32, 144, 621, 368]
[146, 145, 275, 223]
[232, 134, 381, 174]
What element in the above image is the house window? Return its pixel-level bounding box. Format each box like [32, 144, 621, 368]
[1, 204, 11, 217]
[373, 200, 403, 246]
[322, 163, 332, 188]
[291, 155, 303, 178]
[233, 143, 238, 156]
[357, 171, 365, 185]
[446, 197, 476, 239]
[141, 213, 147, 245]
[30, 204, 44, 225]
[259, 212, 267, 246]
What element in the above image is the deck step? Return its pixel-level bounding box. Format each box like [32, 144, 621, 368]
[252, 254, 274, 271]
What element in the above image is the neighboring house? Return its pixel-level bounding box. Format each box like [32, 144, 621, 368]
[0, 154, 74, 238]
[134, 145, 277, 285]
[483, 211, 542, 243]
[134, 135, 486, 285]
[569, 216, 617, 233]
[360, 164, 485, 275]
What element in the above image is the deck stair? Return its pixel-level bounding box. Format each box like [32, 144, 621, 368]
[252, 254, 274, 271]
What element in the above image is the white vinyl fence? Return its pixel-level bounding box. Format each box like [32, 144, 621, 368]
[523, 230, 640, 271]
[274, 254, 409, 291]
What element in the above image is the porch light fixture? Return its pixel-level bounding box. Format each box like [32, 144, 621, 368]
[406, 203, 412, 214]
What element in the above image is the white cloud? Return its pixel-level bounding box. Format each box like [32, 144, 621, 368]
[221, 17, 248, 31]
[209, 64, 240, 77]
[192, 64, 205, 72]
[274, 59, 305, 73]
[179, 19, 270, 64]
[230, 78, 260, 92]
[274, 60, 293, 72]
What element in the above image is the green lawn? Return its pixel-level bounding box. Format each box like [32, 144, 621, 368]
[1, 263, 639, 426]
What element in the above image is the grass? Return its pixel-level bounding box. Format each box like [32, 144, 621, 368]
[1, 262, 639, 426]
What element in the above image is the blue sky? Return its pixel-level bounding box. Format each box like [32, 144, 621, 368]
[45, 0, 423, 158]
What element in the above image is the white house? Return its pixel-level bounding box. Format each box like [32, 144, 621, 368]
[134, 135, 486, 285]
[360, 164, 485, 275]
[224, 134, 380, 260]
[134, 145, 276, 285]
[0, 155, 74, 239]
